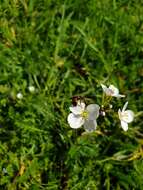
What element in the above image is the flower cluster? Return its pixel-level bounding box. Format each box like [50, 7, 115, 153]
[67, 84, 134, 132]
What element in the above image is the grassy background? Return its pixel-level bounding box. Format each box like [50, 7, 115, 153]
[0, 0, 143, 189]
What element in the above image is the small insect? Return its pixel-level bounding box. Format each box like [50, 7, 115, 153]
[71, 96, 85, 106]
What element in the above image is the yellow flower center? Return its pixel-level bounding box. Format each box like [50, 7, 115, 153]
[81, 111, 88, 119]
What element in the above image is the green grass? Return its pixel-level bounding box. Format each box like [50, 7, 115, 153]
[0, 0, 143, 189]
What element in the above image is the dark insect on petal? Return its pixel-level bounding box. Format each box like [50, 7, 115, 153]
[71, 96, 84, 106]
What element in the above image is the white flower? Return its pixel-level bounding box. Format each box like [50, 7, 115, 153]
[28, 85, 35, 93]
[118, 102, 134, 131]
[101, 84, 125, 98]
[16, 92, 23, 99]
[109, 104, 113, 109]
[2, 168, 7, 174]
[67, 102, 100, 132]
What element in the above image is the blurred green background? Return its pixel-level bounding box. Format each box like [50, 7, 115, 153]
[0, 0, 143, 189]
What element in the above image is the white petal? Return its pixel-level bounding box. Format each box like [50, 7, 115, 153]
[121, 120, 128, 131]
[69, 102, 85, 115]
[101, 84, 116, 96]
[115, 94, 125, 98]
[78, 102, 86, 109]
[118, 109, 122, 120]
[86, 104, 100, 120]
[84, 120, 97, 132]
[109, 85, 119, 96]
[123, 110, 134, 123]
[101, 84, 108, 93]
[122, 102, 128, 112]
[67, 113, 85, 129]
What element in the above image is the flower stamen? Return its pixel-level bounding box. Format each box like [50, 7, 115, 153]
[81, 111, 88, 119]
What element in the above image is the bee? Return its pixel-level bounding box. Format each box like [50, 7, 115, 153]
[71, 96, 85, 106]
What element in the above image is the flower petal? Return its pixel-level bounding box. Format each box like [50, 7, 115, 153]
[84, 119, 97, 132]
[109, 85, 119, 96]
[101, 84, 108, 93]
[86, 104, 100, 120]
[67, 113, 85, 129]
[121, 120, 128, 131]
[118, 109, 122, 120]
[101, 84, 118, 96]
[123, 110, 134, 123]
[115, 94, 125, 98]
[122, 102, 128, 112]
[69, 102, 85, 115]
